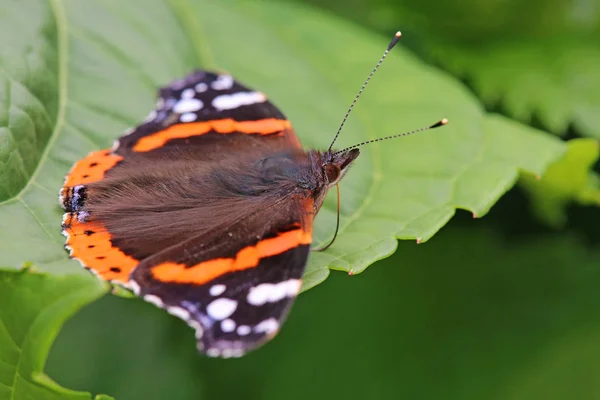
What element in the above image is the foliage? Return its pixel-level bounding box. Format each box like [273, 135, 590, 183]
[297, 0, 600, 137]
[0, 0, 598, 398]
[521, 139, 600, 227]
[0, 269, 110, 400]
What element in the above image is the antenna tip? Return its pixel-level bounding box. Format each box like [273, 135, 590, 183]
[430, 118, 449, 129]
[387, 31, 402, 50]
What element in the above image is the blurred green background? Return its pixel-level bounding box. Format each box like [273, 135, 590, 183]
[294, 0, 600, 138]
[40, 0, 600, 399]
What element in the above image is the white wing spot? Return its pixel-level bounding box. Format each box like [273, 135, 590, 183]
[207, 348, 220, 357]
[173, 98, 203, 114]
[180, 112, 197, 123]
[212, 92, 267, 111]
[195, 82, 208, 92]
[237, 325, 251, 336]
[128, 280, 141, 296]
[59, 188, 66, 204]
[144, 110, 157, 122]
[209, 284, 226, 296]
[189, 321, 204, 339]
[283, 279, 302, 297]
[143, 294, 163, 308]
[206, 298, 237, 320]
[167, 306, 190, 321]
[77, 211, 90, 222]
[268, 283, 289, 303]
[181, 88, 196, 99]
[221, 319, 236, 332]
[247, 279, 301, 306]
[254, 318, 279, 334]
[229, 348, 245, 358]
[221, 348, 244, 358]
[247, 283, 272, 306]
[211, 74, 234, 90]
[221, 348, 236, 359]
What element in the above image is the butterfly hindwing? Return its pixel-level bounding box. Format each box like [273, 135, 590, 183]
[129, 198, 314, 358]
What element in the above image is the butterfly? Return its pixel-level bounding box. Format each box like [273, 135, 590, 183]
[59, 31, 446, 358]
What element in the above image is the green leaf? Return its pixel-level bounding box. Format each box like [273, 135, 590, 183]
[0, 269, 109, 400]
[288, 0, 600, 138]
[47, 225, 600, 399]
[426, 37, 600, 138]
[0, 0, 60, 201]
[0, 0, 564, 289]
[520, 138, 600, 227]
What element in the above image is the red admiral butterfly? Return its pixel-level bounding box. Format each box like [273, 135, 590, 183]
[59, 32, 447, 358]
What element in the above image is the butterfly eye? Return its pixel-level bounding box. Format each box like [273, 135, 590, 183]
[325, 164, 341, 183]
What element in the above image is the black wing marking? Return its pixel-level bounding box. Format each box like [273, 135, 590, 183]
[114, 70, 300, 153]
[129, 199, 313, 358]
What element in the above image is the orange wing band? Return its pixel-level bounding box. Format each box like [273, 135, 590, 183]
[151, 228, 312, 285]
[133, 118, 292, 152]
[64, 149, 123, 186]
[63, 215, 138, 285]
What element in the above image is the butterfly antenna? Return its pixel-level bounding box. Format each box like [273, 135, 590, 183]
[327, 31, 403, 152]
[312, 184, 341, 252]
[333, 119, 449, 155]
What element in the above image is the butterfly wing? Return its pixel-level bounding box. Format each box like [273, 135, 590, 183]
[130, 196, 314, 358]
[114, 70, 301, 153]
[60, 70, 315, 357]
[61, 70, 299, 191]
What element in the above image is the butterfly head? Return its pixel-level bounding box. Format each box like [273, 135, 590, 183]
[321, 148, 360, 188]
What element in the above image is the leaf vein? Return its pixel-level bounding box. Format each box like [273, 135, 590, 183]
[19, 199, 58, 244]
[31, 181, 57, 197]
[0, 0, 69, 213]
[0, 68, 55, 131]
[63, 120, 105, 149]
[0, 317, 20, 351]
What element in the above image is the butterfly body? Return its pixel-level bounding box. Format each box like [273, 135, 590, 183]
[60, 70, 359, 357]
